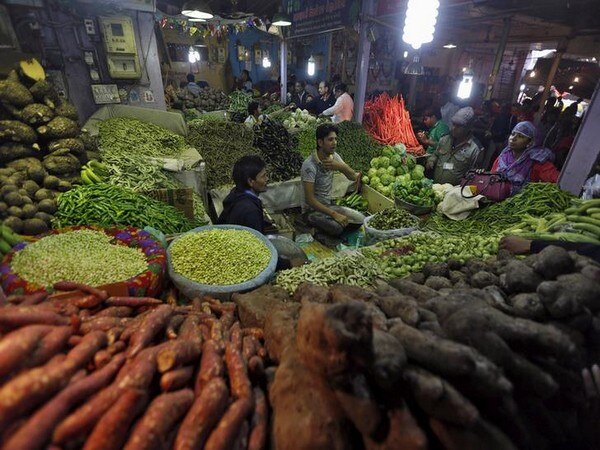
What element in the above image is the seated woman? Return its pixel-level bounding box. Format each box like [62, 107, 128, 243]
[244, 101, 292, 129]
[491, 121, 559, 195]
[217, 155, 304, 269]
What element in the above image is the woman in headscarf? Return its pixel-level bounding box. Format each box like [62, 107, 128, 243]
[491, 121, 560, 195]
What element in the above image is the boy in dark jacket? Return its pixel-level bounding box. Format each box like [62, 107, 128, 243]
[217, 156, 304, 270]
[217, 155, 269, 231]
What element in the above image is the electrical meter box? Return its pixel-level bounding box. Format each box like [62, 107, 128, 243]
[99, 16, 141, 79]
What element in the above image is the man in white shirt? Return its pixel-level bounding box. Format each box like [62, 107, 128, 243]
[322, 83, 354, 123]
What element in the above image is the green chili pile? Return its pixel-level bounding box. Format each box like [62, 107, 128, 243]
[54, 183, 195, 234]
[425, 183, 575, 236]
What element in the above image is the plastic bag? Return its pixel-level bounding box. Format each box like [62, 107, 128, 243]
[582, 175, 600, 200]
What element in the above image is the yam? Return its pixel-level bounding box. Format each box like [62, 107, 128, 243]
[532, 245, 575, 279]
[22, 218, 49, 236]
[424, 276, 453, 291]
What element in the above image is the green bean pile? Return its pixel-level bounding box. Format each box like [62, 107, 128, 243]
[228, 91, 253, 113]
[362, 232, 498, 279]
[11, 229, 147, 287]
[187, 119, 259, 189]
[275, 253, 382, 294]
[98, 117, 194, 194]
[53, 184, 195, 235]
[425, 183, 574, 236]
[99, 117, 187, 159]
[336, 121, 384, 174]
[170, 229, 271, 285]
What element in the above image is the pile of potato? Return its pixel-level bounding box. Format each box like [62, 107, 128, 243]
[0, 61, 96, 235]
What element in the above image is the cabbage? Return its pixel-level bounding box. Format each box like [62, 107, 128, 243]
[380, 174, 393, 186]
[390, 154, 403, 168]
[367, 168, 378, 178]
[370, 157, 380, 168]
[386, 166, 396, 176]
[379, 156, 390, 168]
[377, 168, 388, 177]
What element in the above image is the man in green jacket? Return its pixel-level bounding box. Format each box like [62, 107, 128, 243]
[418, 108, 450, 155]
[426, 107, 482, 186]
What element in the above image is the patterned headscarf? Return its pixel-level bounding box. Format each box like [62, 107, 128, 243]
[496, 121, 554, 194]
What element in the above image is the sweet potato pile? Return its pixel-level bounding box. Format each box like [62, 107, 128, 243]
[0, 284, 268, 450]
[245, 245, 600, 450]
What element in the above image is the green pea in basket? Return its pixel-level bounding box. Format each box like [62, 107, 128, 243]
[167, 224, 278, 300]
[0, 225, 167, 297]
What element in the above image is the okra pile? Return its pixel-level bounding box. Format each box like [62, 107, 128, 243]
[368, 207, 419, 230]
[170, 229, 272, 285]
[10, 229, 147, 287]
[275, 253, 382, 294]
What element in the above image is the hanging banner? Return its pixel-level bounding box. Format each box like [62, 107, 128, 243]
[284, 0, 360, 37]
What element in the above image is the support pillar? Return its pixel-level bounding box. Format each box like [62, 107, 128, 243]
[280, 39, 288, 105]
[485, 17, 511, 100]
[353, 0, 376, 123]
[535, 39, 568, 123]
[559, 81, 600, 195]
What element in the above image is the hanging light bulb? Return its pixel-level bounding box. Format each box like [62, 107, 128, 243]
[574, 76, 580, 83]
[402, 0, 439, 50]
[530, 70, 536, 78]
[307, 55, 316, 77]
[262, 56, 272, 68]
[457, 68, 474, 99]
[188, 46, 200, 63]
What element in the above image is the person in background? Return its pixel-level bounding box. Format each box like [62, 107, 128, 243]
[244, 101, 265, 129]
[417, 108, 450, 155]
[439, 91, 460, 127]
[308, 80, 336, 115]
[234, 69, 253, 93]
[184, 73, 201, 96]
[288, 80, 313, 110]
[244, 101, 292, 129]
[322, 83, 354, 123]
[426, 107, 482, 186]
[217, 155, 304, 269]
[305, 81, 319, 100]
[301, 124, 361, 246]
[500, 236, 600, 263]
[491, 121, 559, 195]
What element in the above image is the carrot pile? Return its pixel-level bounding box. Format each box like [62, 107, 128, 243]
[364, 93, 425, 156]
[0, 284, 268, 450]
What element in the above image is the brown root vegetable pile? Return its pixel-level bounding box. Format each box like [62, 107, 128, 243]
[0, 68, 96, 234]
[232, 245, 600, 450]
[0, 284, 268, 450]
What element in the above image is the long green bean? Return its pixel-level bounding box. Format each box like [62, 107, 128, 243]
[424, 183, 575, 236]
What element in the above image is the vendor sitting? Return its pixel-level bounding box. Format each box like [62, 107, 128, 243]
[217, 156, 303, 269]
[245, 101, 291, 129]
[491, 121, 559, 195]
[301, 123, 360, 246]
[426, 107, 482, 186]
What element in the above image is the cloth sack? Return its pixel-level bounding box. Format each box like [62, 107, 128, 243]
[438, 186, 484, 220]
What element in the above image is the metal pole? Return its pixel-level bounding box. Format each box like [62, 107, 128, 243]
[280, 38, 287, 105]
[559, 80, 600, 195]
[484, 17, 511, 100]
[353, 0, 376, 123]
[535, 39, 568, 124]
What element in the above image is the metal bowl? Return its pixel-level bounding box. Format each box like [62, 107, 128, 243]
[266, 235, 309, 264]
[395, 197, 434, 216]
